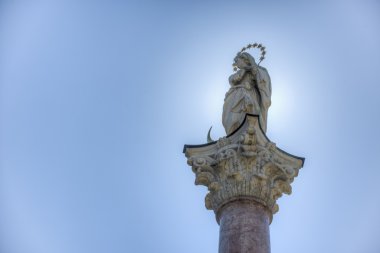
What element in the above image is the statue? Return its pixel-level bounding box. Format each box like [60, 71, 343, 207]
[222, 44, 272, 135]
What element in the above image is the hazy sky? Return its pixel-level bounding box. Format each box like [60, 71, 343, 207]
[1, 1, 380, 253]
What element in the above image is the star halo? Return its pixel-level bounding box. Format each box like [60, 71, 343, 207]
[233, 43, 266, 71]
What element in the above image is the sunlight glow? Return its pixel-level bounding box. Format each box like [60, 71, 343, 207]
[269, 75, 297, 128]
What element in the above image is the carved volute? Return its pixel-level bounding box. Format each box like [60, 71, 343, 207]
[184, 114, 304, 223]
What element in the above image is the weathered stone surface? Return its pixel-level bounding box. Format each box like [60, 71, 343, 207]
[184, 114, 304, 217]
[223, 52, 271, 135]
[218, 200, 271, 253]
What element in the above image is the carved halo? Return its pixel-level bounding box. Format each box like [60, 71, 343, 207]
[233, 43, 266, 71]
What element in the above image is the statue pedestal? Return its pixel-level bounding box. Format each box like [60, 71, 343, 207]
[183, 114, 304, 253]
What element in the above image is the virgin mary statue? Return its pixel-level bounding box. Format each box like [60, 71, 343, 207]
[222, 52, 272, 135]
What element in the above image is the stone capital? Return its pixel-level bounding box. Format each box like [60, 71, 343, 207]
[183, 114, 304, 222]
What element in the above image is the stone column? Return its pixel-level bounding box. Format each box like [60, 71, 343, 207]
[218, 200, 271, 253]
[183, 114, 304, 253]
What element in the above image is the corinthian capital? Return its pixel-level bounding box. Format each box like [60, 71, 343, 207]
[183, 114, 304, 222]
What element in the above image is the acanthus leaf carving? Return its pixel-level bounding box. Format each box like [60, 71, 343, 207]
[184, 115, 304, 219]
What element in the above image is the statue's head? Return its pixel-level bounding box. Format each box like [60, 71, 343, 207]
[232, 43, 266, 71]
[234, 52, 256, 70]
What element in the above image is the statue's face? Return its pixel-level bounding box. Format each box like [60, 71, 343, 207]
[235, 55, 250, 69]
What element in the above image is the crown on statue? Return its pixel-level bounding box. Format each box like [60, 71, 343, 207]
[233, 43, 266, 71]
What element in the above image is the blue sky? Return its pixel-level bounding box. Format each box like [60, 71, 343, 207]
[1, 1, 380, 253]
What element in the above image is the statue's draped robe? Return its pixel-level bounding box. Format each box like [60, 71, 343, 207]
[222, 66, 271, 135]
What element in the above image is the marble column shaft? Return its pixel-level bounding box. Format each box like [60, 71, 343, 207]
[218, 200, 271, 253]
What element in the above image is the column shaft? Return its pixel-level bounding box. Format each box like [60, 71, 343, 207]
[218, 200, 271, 253]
